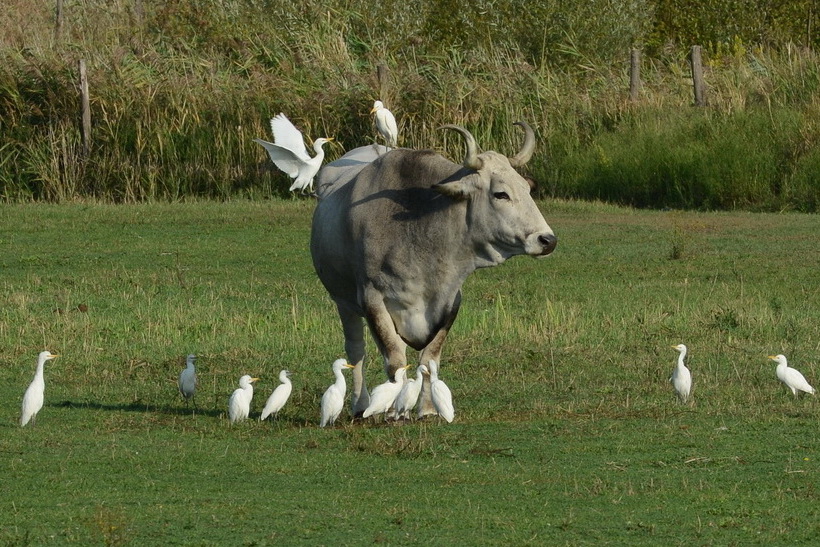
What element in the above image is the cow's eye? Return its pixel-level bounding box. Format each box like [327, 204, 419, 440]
[493, 192, 510, 201]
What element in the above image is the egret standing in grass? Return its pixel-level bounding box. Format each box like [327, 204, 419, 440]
[427, 360, 454, 423]
[260, 370, 293, 421]
[392, 364, 427, 420]
[254, 113, 333, 194]
[670, 344, 692, 404]
[228, 374, 259, 423]
[20, 351, 59, 427]
[769, 354, 815, 397]
[320, 359, 354, 427]
[362, 365, 410, 419]
[178, 354, 198, 410]
[370, 100, 398, 148]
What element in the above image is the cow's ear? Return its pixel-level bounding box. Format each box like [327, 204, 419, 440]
[432, 180, 472, 200]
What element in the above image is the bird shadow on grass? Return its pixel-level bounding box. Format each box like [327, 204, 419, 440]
[50, 400, 223, 419]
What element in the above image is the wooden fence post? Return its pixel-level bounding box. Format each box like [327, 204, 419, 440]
[79, 59, 91, 156]
[133, 0, 143, 25]
[689, 45, 707, 106]
[376, 64, 389, 100]
[629, 49, 641, 102]
[55, 0, 64, 40]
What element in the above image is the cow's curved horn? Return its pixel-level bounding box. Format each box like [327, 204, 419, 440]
[439, 124, 484, 170]
[507, 121, 536, 168]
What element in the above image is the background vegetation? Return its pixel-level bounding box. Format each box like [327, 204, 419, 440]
[2, 200, 819, 544]
[0, 0, 818, 208]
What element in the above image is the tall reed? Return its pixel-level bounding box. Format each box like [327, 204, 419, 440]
[0, 0, 817, 208]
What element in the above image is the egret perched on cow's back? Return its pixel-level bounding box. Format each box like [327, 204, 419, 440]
[392, 364, 427, 419]
[427, 360, 454, 423]
[260, 370, 293, 421]
[254, 113, 333, 194]
[20, 351, 59, 427]
[363, 365, 410, 419]
[320, 359, 355, 427]
[228, 374, 259, 423]
[769, 354, 815, 397]
[370, 100, 398, 148]
[670, 344, 692, 404]
[178, 354, 198, 409]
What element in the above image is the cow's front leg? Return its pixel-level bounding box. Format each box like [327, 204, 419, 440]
[418, 292, 461, 418]
[336, 301, 370, 416]
[363, 289, 408, 383]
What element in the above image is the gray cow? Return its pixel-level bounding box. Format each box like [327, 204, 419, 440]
[311, 123, 557, 417]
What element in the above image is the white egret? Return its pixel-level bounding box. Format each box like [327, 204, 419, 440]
[260, 369, 293, 421]
[769, 354, 815, 397]
[392, 364, 427, 419]
[370, 100, 398, 148]
[20, 351, 59, 427]
[178, 354, 198, 409]
[670, 344, 692, 404]
[320, 358, 355, 427]
[254, 113, 333, 194]
[427, 360, 454, 423]
[362, 365, 410, 419]
[228, 374, 259, 423]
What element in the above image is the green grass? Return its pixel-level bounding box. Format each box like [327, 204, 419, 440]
[2, 200, 819, 545]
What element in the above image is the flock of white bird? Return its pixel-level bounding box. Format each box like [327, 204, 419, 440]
[19, 345, 814, 428]
[253, 100, 399, 194]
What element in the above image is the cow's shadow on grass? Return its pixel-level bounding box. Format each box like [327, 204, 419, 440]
[47, 400, 321, 424]
[50, 399, 223, 419]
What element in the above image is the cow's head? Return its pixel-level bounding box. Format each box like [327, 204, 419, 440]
[434, 122, 557, 262]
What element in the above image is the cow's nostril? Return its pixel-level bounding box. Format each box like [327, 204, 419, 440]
[538, 233, 557, 253]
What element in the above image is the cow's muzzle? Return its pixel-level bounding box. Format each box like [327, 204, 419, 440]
[536, 233, 558, 256]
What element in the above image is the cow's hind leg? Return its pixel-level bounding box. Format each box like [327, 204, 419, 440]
[336, 302, 370, 416]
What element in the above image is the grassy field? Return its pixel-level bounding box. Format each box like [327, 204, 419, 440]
[1, 199, 819, 545]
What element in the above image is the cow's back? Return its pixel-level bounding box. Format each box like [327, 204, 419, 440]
[314, 144, 389, 199]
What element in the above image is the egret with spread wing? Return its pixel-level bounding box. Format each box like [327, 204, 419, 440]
[255, 113, 333, 194]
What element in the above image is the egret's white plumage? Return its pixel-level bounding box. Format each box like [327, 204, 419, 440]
[260, 369, 293, 421]
[427, 360, 454, 423]
[769, 354, 815, 397]
[254, 113, 333, 194]
[670, 344, 692, 404]
[20, 351, 59, 427]
[392, 364, 427, 419]
[178, 354, 198, 408]
[362, 365, 410, 419]
[320, 359, 355, 427]
[228, 374, 259, 423]
[370, 100, 398, 148]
